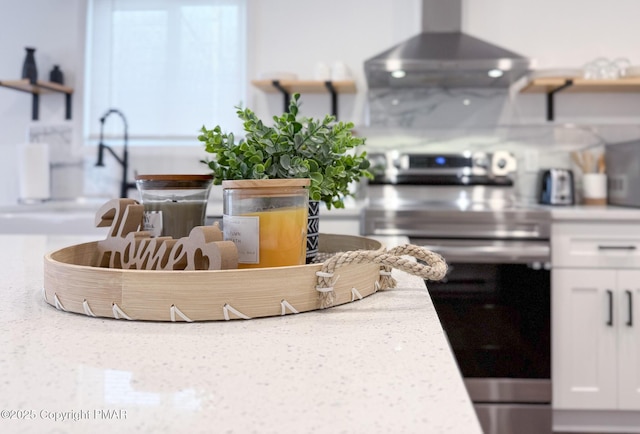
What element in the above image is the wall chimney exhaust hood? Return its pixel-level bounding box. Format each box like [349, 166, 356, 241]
[364, 0, 534, 88]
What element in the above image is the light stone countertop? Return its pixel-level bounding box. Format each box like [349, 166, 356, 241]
[0, 234, 481, 434]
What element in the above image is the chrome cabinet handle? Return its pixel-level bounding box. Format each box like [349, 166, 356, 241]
[627, 290, 633, 327]
[598, 245, 637, 250]
[606, 290, 614, 327]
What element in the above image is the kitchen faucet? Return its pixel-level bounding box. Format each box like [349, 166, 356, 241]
[95, 108, 136, 198]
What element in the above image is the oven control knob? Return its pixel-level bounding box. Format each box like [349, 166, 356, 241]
[368, 154, 387, 169]
[491, 151, 517, 176]
[473, 154, 489, 168]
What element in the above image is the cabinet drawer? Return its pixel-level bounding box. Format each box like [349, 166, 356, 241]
[552, 222, 640, 268]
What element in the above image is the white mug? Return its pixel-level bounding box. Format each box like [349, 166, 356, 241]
[314, 62, 331, 81]
[331, 61, 350, 81]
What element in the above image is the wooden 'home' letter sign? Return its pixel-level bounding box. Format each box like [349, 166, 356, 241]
[92, 199, 238, 271]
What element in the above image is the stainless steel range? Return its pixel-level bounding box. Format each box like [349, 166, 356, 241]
[362, 150, 552, 434]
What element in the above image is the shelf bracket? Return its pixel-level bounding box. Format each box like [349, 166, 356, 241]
[324, 81, 338, 118]
[546, 79, 573, 121]
[0, 80, 72, 121]
[65, 92, 72, 119]
[267, 80, 341, 118]
[272, 80, 290, 113]
[32, 93, 39, 120]
[37, 82, 72, 120]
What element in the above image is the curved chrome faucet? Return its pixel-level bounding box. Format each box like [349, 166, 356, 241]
[95, 108, 136, 198]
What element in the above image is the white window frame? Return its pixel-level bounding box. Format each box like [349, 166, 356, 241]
[84, 0, 247, 146]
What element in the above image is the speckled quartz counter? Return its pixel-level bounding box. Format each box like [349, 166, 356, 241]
[0, 235, 481, 434]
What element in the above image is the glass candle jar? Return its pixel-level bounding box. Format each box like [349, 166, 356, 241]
[135, 174, 213, 239]
[222, 179, 310, 268]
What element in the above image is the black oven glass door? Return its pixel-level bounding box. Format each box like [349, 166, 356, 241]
[427, 263, 550, 379]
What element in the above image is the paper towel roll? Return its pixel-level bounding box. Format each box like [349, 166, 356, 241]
[18, 143, 51, 202]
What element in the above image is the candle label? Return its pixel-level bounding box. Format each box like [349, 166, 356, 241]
[223, 215, 259, 264]
[143, 211, 163, 237]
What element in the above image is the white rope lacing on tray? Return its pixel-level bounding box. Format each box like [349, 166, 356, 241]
[315, 286, 334, 293]
[375, 269, 393, 291]
[112, 303, 132, 320]
[315, 271, 339, 293]
[170, 305, 193, 322]
[54, 294, 66, 311]
[351, 287, 363, 302]
[280, 299, 299, 315]
[83, 299, 96, 317]
[223, 304, 251, 321]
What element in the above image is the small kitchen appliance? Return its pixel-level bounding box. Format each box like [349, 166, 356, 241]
[538, 169, 574, 205]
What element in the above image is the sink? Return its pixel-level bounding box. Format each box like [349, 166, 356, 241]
[0, 197, 111, 235]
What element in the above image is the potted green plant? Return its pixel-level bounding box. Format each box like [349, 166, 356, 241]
[198, 93, 372, 263]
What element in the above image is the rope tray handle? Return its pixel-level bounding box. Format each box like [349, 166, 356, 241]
[316, 244, 447, 309]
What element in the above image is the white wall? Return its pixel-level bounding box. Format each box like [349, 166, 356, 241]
[466, 0, 637, 68]
[1, 0, 640, 204]
[246, 0, 421, 122]
[0, 0, 86, 203]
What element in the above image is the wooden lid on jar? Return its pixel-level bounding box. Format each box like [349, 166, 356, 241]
[135, 174, 213, 181]
[221, 178, 310, 189]
[135, 174, 213, 189]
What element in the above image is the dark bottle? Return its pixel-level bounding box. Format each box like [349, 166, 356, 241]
[49, 65, 64, 84]
[21, 47, 38, 84]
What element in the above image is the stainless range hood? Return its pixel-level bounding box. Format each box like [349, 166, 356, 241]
[364, 0, 534, 88]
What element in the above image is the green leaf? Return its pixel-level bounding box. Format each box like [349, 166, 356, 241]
[280, 154, 291, 169]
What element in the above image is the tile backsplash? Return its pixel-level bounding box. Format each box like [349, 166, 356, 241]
[366, 88, 520, 128]
[363, 86, 640, 204]
[359, 123, 640, 204]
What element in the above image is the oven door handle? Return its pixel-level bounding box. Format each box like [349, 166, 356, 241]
[416, 242, 550, 264]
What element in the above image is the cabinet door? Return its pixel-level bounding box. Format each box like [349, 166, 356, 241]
[618, 270, 640, 410]
[553, 269, 618, 409]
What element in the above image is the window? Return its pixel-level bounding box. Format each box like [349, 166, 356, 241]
[84, 0, 246, 146]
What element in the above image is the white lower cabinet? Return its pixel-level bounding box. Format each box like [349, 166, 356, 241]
[617, 271, 640, 410]
[553, 268, 640, 410]
[552, 221, 640, 432]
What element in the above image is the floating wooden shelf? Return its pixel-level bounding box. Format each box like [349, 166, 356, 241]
[251, 79, 357, 119]
[252, 79, 356, 94]
[520, 75, 640, 121]
[521, 76, 640, 94]
[0, 78, 74, 120]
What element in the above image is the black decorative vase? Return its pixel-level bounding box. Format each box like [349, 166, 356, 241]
[49, 65, 64, 84]
[21, 47, 38, 84]
[306, 200, 320, 264]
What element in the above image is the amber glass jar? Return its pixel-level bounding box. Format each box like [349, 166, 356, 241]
[222, 179, 309, 268]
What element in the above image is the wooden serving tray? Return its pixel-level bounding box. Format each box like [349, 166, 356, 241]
[43, 234, 385, 322]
